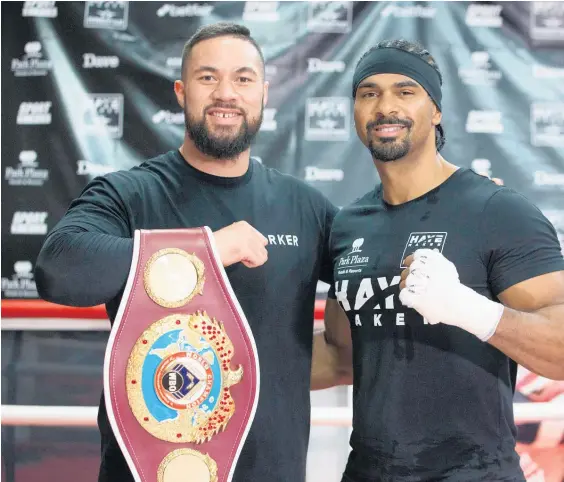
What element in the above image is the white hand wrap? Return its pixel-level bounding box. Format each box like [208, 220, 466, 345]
[399, 249, 504, 341]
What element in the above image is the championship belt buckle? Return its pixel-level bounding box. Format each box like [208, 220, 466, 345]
[104, 228, 260, 482]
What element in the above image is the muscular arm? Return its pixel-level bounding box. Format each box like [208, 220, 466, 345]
[489, 271, 564, 380]
[311, 298, 353, 390]
[35, 176, 134, 307]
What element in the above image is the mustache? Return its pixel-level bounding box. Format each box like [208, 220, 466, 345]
[366, 117, 412, 131]
[204, 103, 245, 116]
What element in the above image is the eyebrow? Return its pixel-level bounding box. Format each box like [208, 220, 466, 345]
[357, 80, 421, 90]
[193, 65, 259, 76]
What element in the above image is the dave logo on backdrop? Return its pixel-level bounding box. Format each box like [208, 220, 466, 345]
[22, 1, 58, 17]
[307, 1, 352, 33]
[81, 94, 124, 138]
[305, 97, 350, 141]
[84, 1, 129, 30]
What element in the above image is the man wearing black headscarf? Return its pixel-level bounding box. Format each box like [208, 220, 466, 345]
[311, 39, 564, 481]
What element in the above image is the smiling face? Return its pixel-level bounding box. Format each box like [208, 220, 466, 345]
[174, 35, 268, 160]
[354, 73, 441, 163]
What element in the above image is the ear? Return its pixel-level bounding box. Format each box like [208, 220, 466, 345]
[263, 80, 269, 107]
[432, 104, 442, 126]
[174, 80, 185, 108]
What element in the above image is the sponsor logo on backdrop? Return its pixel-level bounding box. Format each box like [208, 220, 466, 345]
[166, 57, 182, 70]
[265, 64, 278, 81]
[471, 158, 492, 178]
[532, 64, 564, 78]
[81, 94, 124, 138]
[530, 2, 564, 41]
[305, 166, 344, 182]
[17, 101, 52, 125]
[152, 110, 184, 125]
[531, 103, 564, 146]
[307, 1, 353, 33]
[305, 97, 350, 141]
[465, 4, 502, 27]
[22, 1, 58, 17]
[243, 1, 280, 22]
[5, 151, 49, 187]
[156, 3, 214, 17]
[1, 261, 38, 298]
[84, 1, 129, 30]
[260, 108, 278, 131]
[77, 160, 118, 176]
[458, 52, 502, 86]
[466, 110, 504, 134]
[11, 41, 53, 77]
[11, 212, 48, 235]
[83, 53, 120, 69]
[307, 58, 346, 73]
[381, 4, 436, 18]
[533, 171, 564, 188]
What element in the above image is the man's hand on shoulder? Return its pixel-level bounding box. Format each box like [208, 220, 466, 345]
[213, 221, 268, 268]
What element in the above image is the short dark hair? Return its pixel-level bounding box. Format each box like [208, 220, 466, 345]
[357, 39, 446, 152]
[181, 22, 265, 79]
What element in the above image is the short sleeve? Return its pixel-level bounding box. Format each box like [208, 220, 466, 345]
[481, 189, 564, 296]
[319, 199, 339, 289]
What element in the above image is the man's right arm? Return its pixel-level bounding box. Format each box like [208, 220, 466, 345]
[35, 175, 134, 307]
[311, 298, 353, 390]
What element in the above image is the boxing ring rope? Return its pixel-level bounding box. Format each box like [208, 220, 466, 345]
[2, 300, 564, 428]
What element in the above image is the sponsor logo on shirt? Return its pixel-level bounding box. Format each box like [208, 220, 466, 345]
[458, 52, 502, 86]
[337, 238, 370, 275]
[11, 41, 53, 77]
[305, 97, 350, 141]
[76, 160, 117, 176]
[307, 1, 353, 34]
[307, 58, 346, 74]
[243, 1, 280, 22]
[266, 234, 299, 246]
[80, 94, 124, 138]
[17, 101, 52, 125]
[22, 1, 58, 18]
[11, 211, 48, 235]
[260, 108, 278, 132]
[531, 103, 564, 147]
[156, 3, 214, 17]
[83, 53, 120, 69]
[1, 261, 38, 298]
[465, 3, 502, 28]
[5, 151, 49, 187]
[530, 2, 564, 42]
[381, 4, 436, 18]
[84, 1, 129, 30]
[400, 232, 447, 268]
[305, 166, 344, 182]
[465, 110, 504, 134]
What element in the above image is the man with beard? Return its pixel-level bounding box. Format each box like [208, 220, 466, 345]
[35, 22, 340, 482]
[311, 39, 564, 481]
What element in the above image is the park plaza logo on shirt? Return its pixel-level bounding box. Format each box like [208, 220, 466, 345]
[266, 234, 299, 247]
[82, 53, 120, 69]
[531, 103, 564, 147]
[336, 238, 370, 275]
[22, 1, 58, 17]
[465, 3, 502, 28]
[400, 232, 447, 268]
[17, 101, 52, 125]
[1, 261, 38, 298]
[307, 1, 353, 34]
[156, 3, 214, 17]
[11, 41, 53, 77]
[243, 1, 280, 22]
[5, 151, 49, 187]
[11, 211, 48, 235]
[84, 1, 129, 30]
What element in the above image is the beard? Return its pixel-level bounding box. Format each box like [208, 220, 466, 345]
[184, 101, 263, 160]
[366, 117, 413, 163]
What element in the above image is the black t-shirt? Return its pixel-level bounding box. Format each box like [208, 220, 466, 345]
[327, 168, 564, 482]
[36, 150, 337, 482]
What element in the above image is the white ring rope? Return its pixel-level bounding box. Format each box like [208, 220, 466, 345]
[1, 403, 564, 427]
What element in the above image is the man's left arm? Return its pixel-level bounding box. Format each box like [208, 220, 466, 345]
[400, 189, 564, 380]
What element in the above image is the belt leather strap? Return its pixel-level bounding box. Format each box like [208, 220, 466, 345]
[104, 227, 260, 482]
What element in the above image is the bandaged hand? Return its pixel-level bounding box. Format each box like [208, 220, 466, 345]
[399, 249, 504, 341]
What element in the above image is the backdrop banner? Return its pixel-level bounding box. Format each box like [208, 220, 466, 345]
[2, 2, 563, 481]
